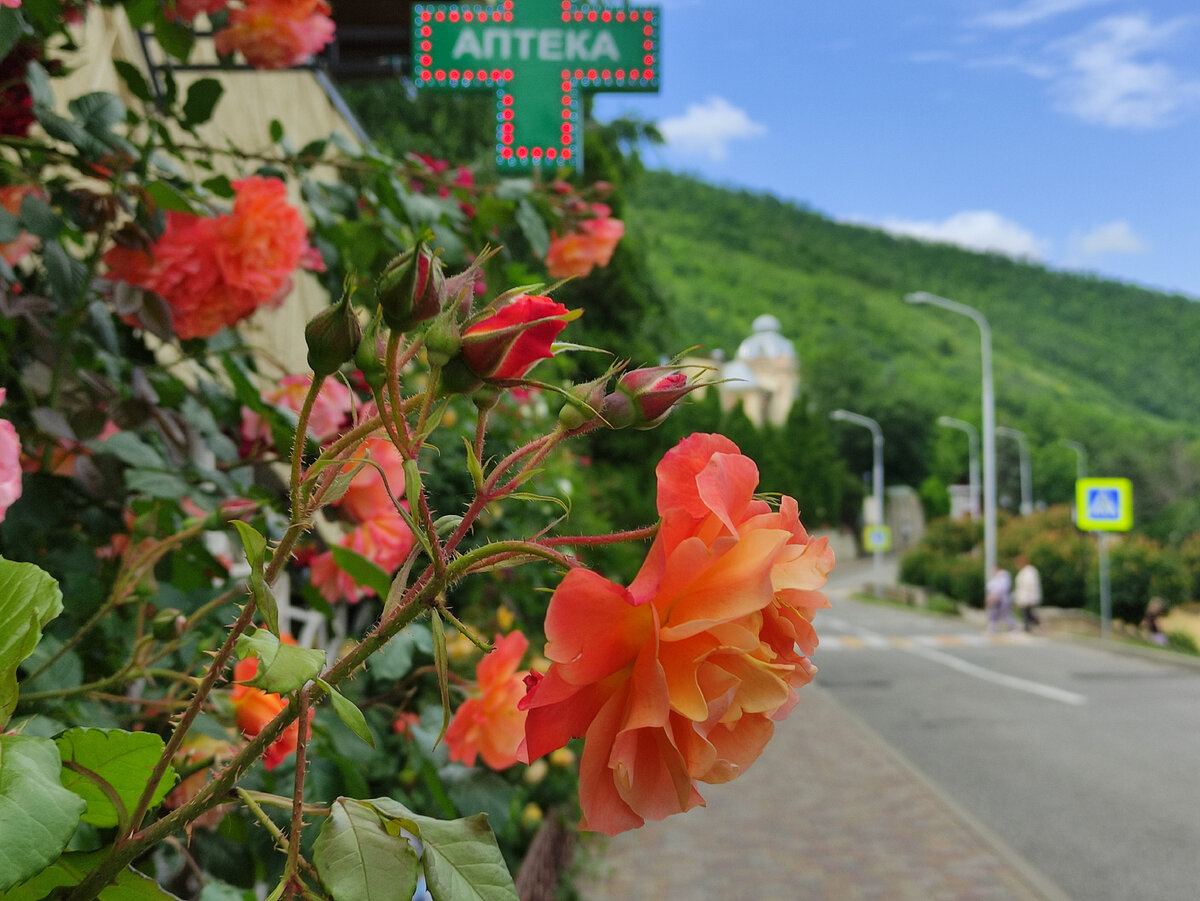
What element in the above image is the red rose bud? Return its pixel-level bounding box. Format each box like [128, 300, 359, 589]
[613, 366, 695, 429]
[377, 242, 445, 331]
[460, 295, 573, 380]
[305, 288, 362, 377]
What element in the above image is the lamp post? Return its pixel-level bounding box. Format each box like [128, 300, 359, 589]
[904, 292, 996, 580]
[1060, 439, 1087, 482]
[937, 416, 980, 520]
[996, 426, 1033, 515]
[830, 409, 885, 592]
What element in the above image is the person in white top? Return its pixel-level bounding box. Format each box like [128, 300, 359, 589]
[1013, 555, 1042, 633]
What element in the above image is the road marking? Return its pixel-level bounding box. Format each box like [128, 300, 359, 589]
[904, 644, 1087, 706]
[818, 632, 1035, 651]
[815, 622, 1088, 706]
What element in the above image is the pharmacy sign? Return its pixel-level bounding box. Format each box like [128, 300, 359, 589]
[413, 1, 661, 170]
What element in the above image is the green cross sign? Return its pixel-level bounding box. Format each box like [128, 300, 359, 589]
[413, 1, 661, 170]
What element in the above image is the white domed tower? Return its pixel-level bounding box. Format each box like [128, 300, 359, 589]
[720, 315, 799, 425]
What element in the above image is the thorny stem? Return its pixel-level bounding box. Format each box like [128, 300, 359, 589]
[540, 523, 659, 548]
[283, 691, 311, 901]
[289, 377, 326, 515]
[66, 568, 439, 901]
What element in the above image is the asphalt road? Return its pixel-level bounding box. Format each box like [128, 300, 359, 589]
[814, 564, 1200, 901]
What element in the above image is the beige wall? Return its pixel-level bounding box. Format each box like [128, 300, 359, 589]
[55, 7, 360, 377]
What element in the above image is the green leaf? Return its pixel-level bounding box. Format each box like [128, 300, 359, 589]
[312, 798, 419, 901]
[182, 78, 223, 128]
[515, 199, 550, 259]
[318, 680, 375, 748]
[232, 522, 279, 635]
[92, 431, 165, 470]
[368, 797, 518, 901]
[55, 728, 175, 830]
[144, 180, 201, 215]
[153, 16, 195, 61]
[0, 207, 18, 244]
[124, 468, 190, 500]
[17, 191, 63, 239]
[68, 92, 126, 132]
[124, 0, 157, 29]
[0, 557, 63, 730]
[430, 610, 451, 743]
[42, 240, 88, 303]
[202, 174, 235, 198]
[0, 9, 23, 61]
[113, 60, 154, 103]
[235, 629, 325, 694]
[0, 849, 186, 900]
[269, 119, 284, 143]
[328, 545, 391, 600]
[0, 735, 86, 892]
[461, 437, 485, 492]
[368, 631, 415, 681]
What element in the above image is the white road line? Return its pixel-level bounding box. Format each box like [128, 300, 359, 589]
[815, 622, 1088, 706]
[904, 644, 1088, 706]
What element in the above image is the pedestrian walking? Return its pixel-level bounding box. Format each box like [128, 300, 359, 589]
[1141, 597, 1168, 646]
[1013, 556, 1042, 632]
[985, 565, 1017, 633]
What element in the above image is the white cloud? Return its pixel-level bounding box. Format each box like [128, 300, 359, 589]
[1050, 15, 1200, 128]
[871, 210, 1049, 259]
[974, 0, 1112, 31]
[1073, 220, 1147, 256]
[658, 96, 767, 161]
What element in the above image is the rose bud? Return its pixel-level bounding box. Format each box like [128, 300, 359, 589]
[609, 366, 697, 429]
[460, 295, 574, 381]
[377, 242, 445, 331]
[557, 375, 610, 430]
[305, 288, 361, 377]
[355, 309, 388, 392]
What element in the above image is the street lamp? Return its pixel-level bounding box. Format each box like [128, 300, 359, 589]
[904, 292, 997, 580]
[1060, 439, 1088, 482]
[830, 409, 885, 592]
[996, 426, 1033, 515]
[937, 416, 979, 520]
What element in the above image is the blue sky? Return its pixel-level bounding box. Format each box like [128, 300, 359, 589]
[592, 0, 1200, 299]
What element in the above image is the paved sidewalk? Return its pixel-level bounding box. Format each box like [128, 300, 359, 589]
[578, 686, 1068, 901]
[578, 558, 1072, 901]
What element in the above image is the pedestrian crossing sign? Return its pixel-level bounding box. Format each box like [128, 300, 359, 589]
[1075, 478, 1133, 531]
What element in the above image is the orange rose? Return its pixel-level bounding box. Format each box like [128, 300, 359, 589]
[445, 631, 529, 770]
[521, 433, 833, 834]
[104, 176, 312, 340]
[337, 435, 408, 524]
[308, 514, 415, 604]
[544, 206, 624, 279]
[214, 0, 335, 70]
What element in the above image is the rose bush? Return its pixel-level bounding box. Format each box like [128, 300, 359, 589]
[0, 3, 828, 899]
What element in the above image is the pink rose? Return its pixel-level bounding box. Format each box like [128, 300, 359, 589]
[0, 389, 22, 521]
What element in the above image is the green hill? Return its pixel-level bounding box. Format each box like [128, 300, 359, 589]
[624, 170, 1200, 531]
